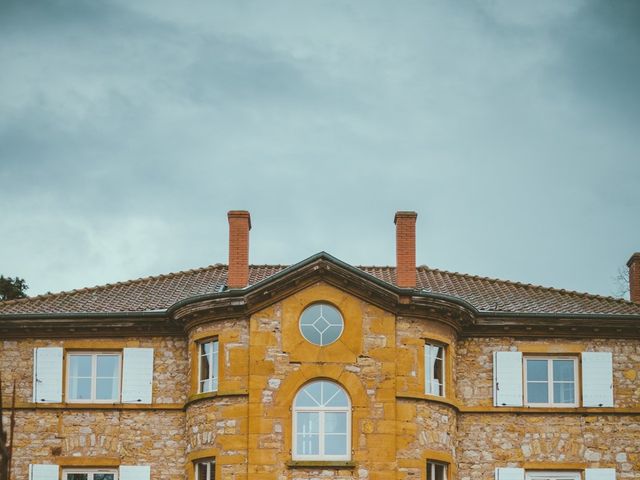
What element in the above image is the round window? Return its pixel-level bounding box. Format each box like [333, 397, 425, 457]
[299, 303, 344, 346]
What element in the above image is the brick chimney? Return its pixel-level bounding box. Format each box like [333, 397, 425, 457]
[395, 211, 418, 289]
[627, 252, 640, 303]
[227, 210, 251, 289]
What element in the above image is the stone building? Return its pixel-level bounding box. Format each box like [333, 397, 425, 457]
[1, 211, 639, 480]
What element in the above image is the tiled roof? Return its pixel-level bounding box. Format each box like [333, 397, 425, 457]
[1, 263, 639, 316]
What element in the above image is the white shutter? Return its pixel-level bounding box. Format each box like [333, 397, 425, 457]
[495, 467, 525, 480]
[122, 348, 154, 404]
[582, 352, 614, 407]
[585, 468, 616, 480]
[29, 464, 59, 480]
[493, 352, 523, 406]
[120, 465, 151, 480]
[33, 347, 63, 403]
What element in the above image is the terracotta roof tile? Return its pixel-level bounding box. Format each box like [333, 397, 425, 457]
[1, 264, 639, 316]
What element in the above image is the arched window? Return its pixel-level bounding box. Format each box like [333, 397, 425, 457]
[293, 380, 351, 461]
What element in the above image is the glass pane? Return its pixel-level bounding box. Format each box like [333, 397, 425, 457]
[69, 377, 92, 400]
[321, 305, 343, 326]
[94, 475, 115, 480]
[196, 462, 208, 480]
[200, 354, 211, 388]
[96, 355, 119, 377]
[324, 433, 347, 455]
[300, 304, 322, 325]
[300, 325, 322, 345]
[202, 342, 212, 355]
[322, 325, 342, 345]
[527, 382, 549, 403]
[296, 382, 322, 407]
[553, 360, 575, 381]
[296, 432, 319, 455]
[66, 475, 88, 480]
[434, 463, 446, 480]
[69, 355, 92, 377]
[553, 382, 575, 404]
[96, 378, 118, 400]
[324, 412, 347, 433]
[296, 412, 319, 433]
[325, 388, 348, 407]
[526, 359, 548, 381]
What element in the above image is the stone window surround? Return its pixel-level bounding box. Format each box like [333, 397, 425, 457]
[523, 356, 579, 408]
[420, 333, 453, 400]
[186, 448, 219, 480]
[65, 350, 122, 404]
[189, 330, 228, 400]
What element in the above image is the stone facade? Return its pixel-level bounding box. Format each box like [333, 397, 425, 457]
[2, 280, 639, 479]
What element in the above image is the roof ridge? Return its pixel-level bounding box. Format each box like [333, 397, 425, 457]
[0, 263, 229, 307]
[417, 265, 633, 306]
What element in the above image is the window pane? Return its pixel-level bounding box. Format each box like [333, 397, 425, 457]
[300, 325, 322, 345]
[201, 342, 212, 355]
[296, 412, 319, 433]
[324, 412, 347, 434]
[66, 475, 88, 480]
[323, 325, 342, 345]
[94, 475, 115, 480]
[434, 463, 446, 480]
[553, 360, 575, 382]
[553, 382, 575, 404]
[69, 355, 92, 377]
[526, 359, 548, 381]
[69, 377, 92, 400]
[324, 388, 348, 407]
[96, 378, 118, 400]
[296, 382, 322, 407]
[200, 354, 211, 389]
[324, 433, 347, 455]
[196, 462, 207, 480]
[296, 432, 319, 455]
[527, 382, 549, 403]
[96, 355, 119, 377]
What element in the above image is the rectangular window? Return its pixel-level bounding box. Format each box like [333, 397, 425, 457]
[63, 469, 118, 480]
[195, 459, 215, 480]
[425, 343, 445, 396]
[199, 339, 219, 393]
[427, 461, 447, 480]
[67, 352, 121, 402]
[525, 472, 580, 480]
[524, 357, 578, 407]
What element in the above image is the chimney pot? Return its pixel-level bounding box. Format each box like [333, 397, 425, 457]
[227, 210, 251, 289]
[626, 252, 640, 303]
[394, 211, 418, 288]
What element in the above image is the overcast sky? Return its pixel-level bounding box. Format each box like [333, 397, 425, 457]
[1, 0, 639, 299]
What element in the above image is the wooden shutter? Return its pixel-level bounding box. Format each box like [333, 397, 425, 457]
[29, 465, 59, 480]
[585, 468, 616, 480]
[33, 347, 63, 403]
[495, 467, 525, 480]
[493, 352, 523, 406]
[582, 352, 614, 407]
[121, 348, 154, 404]
[120, 465, 151, 480]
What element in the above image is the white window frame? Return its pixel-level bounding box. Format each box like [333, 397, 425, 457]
[63, 468, 119, 480]
[292, 381, 352, 461]
[198, 339, 219, 393]
[424, 342, 446, 397]
[524, 356, 579, 407]
[66, 352, 122, 403]
[525, 472, 580, 480]
[194, 458, 215, 480]
[427, 460, 448, 480]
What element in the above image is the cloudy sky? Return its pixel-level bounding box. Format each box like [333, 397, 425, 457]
[1, 0, 639, 299]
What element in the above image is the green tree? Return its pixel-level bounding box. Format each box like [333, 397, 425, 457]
[0, 276, 28, 301]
